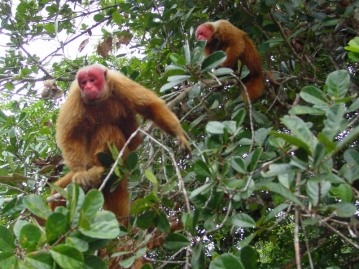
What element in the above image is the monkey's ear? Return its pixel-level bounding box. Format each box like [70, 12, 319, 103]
[104, 69, 108, 78]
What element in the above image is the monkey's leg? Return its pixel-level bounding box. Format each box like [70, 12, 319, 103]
[90, 125, 131, 223]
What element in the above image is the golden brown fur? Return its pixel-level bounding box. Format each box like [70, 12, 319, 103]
[196, 20, 264, 101]
[51, 65, 190, 223]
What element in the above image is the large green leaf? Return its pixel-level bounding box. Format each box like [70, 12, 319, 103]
[50, 245, 84, 269]
[300, 86, 328, 105]
[79, 211, 120, 239]
[23, 194, 52, 219]
[19, 224, 42, 249]
[281, 115, 317, 153]
[26, 252, 54, 269]
[201, 51, 226, 72]
[46, 212, 68, 243]
[81, 190, 104, 219]
[325, 70, 350, 99]
[322, 103, 346, 141]
[265, 183, 303, 206]
[209, 253, 244, 269]
[231, 213, 256, 228]
[0, 225, 15, 252]
[163, 233, 190, 250]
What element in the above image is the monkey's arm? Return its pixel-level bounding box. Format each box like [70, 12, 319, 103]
[113, 74, 191, 155]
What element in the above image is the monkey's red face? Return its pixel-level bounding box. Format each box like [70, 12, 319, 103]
[77, 66, 107, 100]
[196, 25, 212, 41]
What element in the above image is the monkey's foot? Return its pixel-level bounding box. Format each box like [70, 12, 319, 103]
[72, 166, 105, 192]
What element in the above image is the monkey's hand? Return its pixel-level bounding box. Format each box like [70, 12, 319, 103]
[72, 166, 105, 192]
[177, 134, 192, 158]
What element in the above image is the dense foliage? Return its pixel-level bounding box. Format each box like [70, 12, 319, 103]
[0, 0, 359, 268]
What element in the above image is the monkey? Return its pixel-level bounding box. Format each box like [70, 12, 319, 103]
[196, 20, 264, 102]
[50, 64, 191, 224]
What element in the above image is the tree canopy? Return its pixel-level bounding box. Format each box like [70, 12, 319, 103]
[0, 0, 359, 269]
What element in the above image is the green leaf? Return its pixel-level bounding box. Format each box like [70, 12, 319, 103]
[94, 13, 105, 22]
[322, 203, 357, 218]
[189, 83, 201, 99]
[163, 233, 190, 250]
[231, 156, 246, 173]
[170, 53, 186, 65]
[300, 85, 329, 105]
[0, 252, 17, 269]
[325, 70, 350, 99]
[84, 254, 107, 269]
[209, 253, 244, 269]
[46, 212, 68, 242]
[69, 184, 85, 227]
[263, 204, 289, 223]
[81, 189, 104, 219]
[213, 67, 234, 76]
[50, 245, 84, 269]
[43, 23, 55, 34]
[265, 182, 303, 206]
[262, 164, 298, 177]
[247, 147, 263, 172]
[194, 159, 212, 177]
[344, 37, 359, 52]
[281, 115, 317, 153]
[270, 131, 310, 153]
[126, 152, 138, 170]
[111, 10, 123, 25]
[189, 183, 215, 199]
[206, 121, 225, 134]
[201, 51, 226, 72]
[330, 184, 353, 203]
[5, 81, 14, 90]
[322, 103, 346, 141]
[335, 125, 359, 154]
[23, 194, 52, 219]
[130, 198, 152, 214]
[191, 242, 206, 269]
[145, 169, 158, 185]
[167, 75, 190, 82]
[288, 105, 325, 115]
[339, 161, 359, 183]
[306, 178, 331, 205]
[0, 225, 15, 251]
[231, 213, 256, 228]
[79, 211, 120, 239]
[272, 11, 290, 23]
[66, 236, 89, 252]
[344, 148, 359, 165]
[136, 210, 155, 229]
[155, 211, 170, 233]
[240, 246, 258, 269]
[254, 128, 271, 146]
[26, 252, 53, 269]
[313, 143, 326, 168]
[19, 224, 41, 249]
[160, 80, 183, 92]
[119, 256, 136, 268]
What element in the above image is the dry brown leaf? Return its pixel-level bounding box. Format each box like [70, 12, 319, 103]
[78, 38, 89, 52]
[97, 36, 113, 58]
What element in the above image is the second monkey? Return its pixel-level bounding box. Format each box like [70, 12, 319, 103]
[196, 20, 264, 102]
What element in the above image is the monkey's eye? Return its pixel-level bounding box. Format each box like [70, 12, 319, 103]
[81, 80, 87, 85]
[89, 78, 96, 83]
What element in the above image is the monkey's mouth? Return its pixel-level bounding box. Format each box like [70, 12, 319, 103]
[84, 91, 101, 100]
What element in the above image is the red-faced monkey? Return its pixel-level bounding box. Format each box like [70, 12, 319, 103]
[196, 20, 264, 101]
[50, 64, 191, 223]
